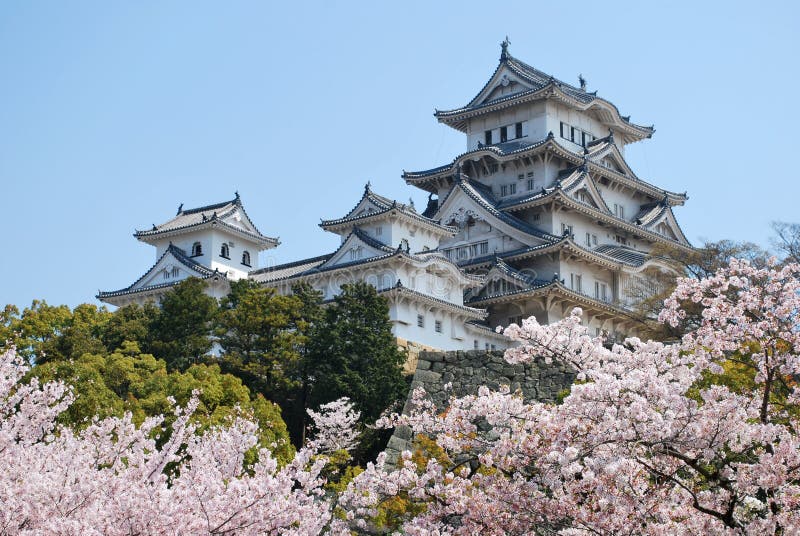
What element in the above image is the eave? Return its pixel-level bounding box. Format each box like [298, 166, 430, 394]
[379, 283, 488, 320]
[506, 189, 692, 250]
[467, 280, 631, 318]
[135, 219, 280, 249]
[320, 206, 457, 237]
[404, 136, 687, 206]
[435, 81, 653, 144]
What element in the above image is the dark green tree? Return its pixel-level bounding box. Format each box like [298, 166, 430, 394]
[216, 281, 305, 400]
[285, 282, 324, 445]
[306, 282, 406, 424]
[148, 277, 218, 371]
[30, 340, 294, 464]
[101, 301, 159, 353]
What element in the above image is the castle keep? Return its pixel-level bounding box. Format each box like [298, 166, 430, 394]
[99, 42, 690, 351]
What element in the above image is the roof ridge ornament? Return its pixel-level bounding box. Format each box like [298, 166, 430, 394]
[364, 181, 371, 193]
[234, 191, 240, 202]
[177, 203, 183, 215]
[500, 36, 510, 61]
[578, 74, 587, 91]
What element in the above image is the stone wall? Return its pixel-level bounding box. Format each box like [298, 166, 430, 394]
[385, 350, 575, 463]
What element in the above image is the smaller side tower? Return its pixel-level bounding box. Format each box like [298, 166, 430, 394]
[98, 194, 278, 307]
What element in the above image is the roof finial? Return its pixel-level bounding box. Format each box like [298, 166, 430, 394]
[578, 74, 587, 91]
[234, 191, 240, 201]
[409, 197, 415, 210]
[500, 36, 510, 61]
[607, 128, 615, 143]
[365, 180, 371, 192]
[177, 203, 183, 215]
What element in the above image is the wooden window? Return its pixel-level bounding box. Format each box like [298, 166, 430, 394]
[220, 243, 230, 259]
[515, 122, 523, 139]
[500, 126, 508, 142]
[518, 173, 524, 181]
[527, 178, 535, 191]
[501, 185, 509, 196]
[435, 320, 442, 333]
[417, 314, 425, 328]
[485, 130, 492, 145]
[241, 251, 251, 266]
[560, 122, 569, 139]
[375, 226, 382, 236]
[509, 183, 517, 195]
[474, 340, 479, 350]
[191, 242, 202, 256]
[586, 232, 592, 246]
[479, 242, 489, 255]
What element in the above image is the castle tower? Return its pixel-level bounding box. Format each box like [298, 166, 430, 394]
[98, 194, 278, 307]
[403, 41, 692, 339]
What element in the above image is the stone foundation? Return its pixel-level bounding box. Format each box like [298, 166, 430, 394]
[385, 349, 575, 463]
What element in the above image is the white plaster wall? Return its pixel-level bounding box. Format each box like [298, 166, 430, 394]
[465, 101, 547, 150]
[151, 229, 261, 279]
[557, 258, 615, 302]
[546, 102, 609, 149]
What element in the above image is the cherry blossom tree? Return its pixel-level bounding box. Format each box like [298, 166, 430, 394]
[0, 346, 356, 535]
[342, 259, 800, 535]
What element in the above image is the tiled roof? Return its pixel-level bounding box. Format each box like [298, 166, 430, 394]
[403, 137, 548, 180]
[134, 194, 278, 246]
[467, 279, 630, 315]
[489, 257, 543, 286]
[320, 184, 456, 234]
[593, 244, 648, 266]
[256, 227, 479, 286]
[97, 244, 223, 299]
[249, 254, 333, 283]
[379, 282, 487, 319]
[437, 176, 560, 242]
[459, 237, 648, 270]
[433, 46, 653, 137]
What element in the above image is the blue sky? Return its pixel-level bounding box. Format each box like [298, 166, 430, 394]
[1, 1, 798, 309]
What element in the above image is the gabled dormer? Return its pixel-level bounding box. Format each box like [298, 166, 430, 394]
[320, 183, 456, 253]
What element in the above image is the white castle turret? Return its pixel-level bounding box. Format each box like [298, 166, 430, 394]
[98, 193, 279, 307]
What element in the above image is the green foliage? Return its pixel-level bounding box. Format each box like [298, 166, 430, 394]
[306, 282, 406, 425]
[5, 301, 111, 364]
[149, 278, 218, 371]
[216, 281, 305, 398]
[30, 341, 294, 464]
[101, 302, 158, 354]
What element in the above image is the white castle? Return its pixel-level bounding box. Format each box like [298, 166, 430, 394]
[99, 42, 691, 352]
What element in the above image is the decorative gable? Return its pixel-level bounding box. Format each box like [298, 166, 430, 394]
[128, 246, 216, 292]
[319, 229, 394, 269]
[479, 68, 533, 105]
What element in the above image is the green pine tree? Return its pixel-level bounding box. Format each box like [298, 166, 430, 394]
[149, 277, 218, 371]
[306, 282, 407, 425]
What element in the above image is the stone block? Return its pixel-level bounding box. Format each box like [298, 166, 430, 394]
[415, 370, 442, 383]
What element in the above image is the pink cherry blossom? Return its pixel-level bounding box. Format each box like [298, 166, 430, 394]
[343, 260, 800, 534]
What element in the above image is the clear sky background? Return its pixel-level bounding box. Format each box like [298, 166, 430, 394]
[1, 1, 798, 309]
